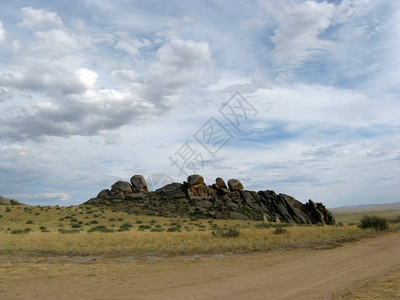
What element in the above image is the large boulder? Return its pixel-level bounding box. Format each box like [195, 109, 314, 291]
[228, 179, 244, 191]
[97, 189, 110, 198]
[187, 174, 205, 187]
[130, 175, 149, 193]
[215, 177, 227, 189]
[111, 181, 132, 194]
[156, 183, 186, 200]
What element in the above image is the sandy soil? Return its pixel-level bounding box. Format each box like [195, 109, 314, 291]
[1, 231, 399, 300]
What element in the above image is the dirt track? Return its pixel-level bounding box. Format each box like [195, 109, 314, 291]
[1, 231, 400, 299]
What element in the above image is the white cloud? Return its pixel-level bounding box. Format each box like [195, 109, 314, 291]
[34, 192, 70, 202]
[0, 21, 5, 44]
[261, 0, 335, 69]
[20, 7, 63, 29]
[76, 68, 98, 89]
[138, 38, 217, 108]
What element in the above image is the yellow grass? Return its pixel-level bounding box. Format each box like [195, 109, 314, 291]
[0, 204, 398, 256]
[333, 209, 400, 225]
[339, 267, 400, 299]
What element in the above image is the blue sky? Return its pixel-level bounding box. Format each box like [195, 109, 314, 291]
[0, 0, 399, 207]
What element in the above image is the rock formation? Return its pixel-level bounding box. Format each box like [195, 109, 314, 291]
[85, 175, 335, 225]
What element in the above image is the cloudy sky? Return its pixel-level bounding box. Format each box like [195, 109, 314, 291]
[0, 0, 399, 207]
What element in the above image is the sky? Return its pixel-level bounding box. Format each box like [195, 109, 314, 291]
[0, 0, 399, 207]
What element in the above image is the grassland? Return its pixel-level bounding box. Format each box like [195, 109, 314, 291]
[1, 204, 400, 257]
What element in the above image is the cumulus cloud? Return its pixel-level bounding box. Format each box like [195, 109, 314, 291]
[138, 38, 217, 109]
[0, 88, 151, 140]
[20, 6, 63, 29]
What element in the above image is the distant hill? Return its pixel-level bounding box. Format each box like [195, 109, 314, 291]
[331, 202, 400, 213]
[0, 195, 24, 205]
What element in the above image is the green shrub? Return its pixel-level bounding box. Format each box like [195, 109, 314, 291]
[151, 228, 163, 232]
[6, 207, 11, 212]
[358, 215, 388, 231]
[59, 229, 80, 234]
[254, 223, 273, 229]
[167, 226, 181, 232]
[273, 227, 287, 234]
[11, 229, 26, 234]
[90, 220, 99, 224]
[138, 225, 152, 230]
[87, 225, 114, 233]
[118, 223, 132, 232]
[26, 220, 34, 224]
[39, 226, 46, 230]
[211, 226, 240, 238]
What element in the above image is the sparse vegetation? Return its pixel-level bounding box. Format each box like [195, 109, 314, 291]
[0, 204, 398, 257]
[211, 226, 240, 238]
[273, 227, 287, 234]
[358, 215, 389, 231]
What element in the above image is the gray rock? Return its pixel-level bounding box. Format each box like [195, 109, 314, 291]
[187, 174, 205, 187]
[229, 211, 251, 220]
[228, 179, 244, 191]
[130, 175, 149, 193]
[111, 181, 132, 194]
[97, 189, 110, 198]
[215, 177, 228, 189]
[156, 183, 186, 200]
[85, 176, 336, 225]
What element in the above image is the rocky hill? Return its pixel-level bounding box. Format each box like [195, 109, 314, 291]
[85, 175, 335, 225]
[0, 195, 23, 205]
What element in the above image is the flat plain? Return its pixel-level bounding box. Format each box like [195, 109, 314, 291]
[1, 204, 399, 299]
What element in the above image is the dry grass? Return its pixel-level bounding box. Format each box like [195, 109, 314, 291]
[333, 209, 400, 225]
[338, 268, 400, 299]
[0, 204, 390, 256]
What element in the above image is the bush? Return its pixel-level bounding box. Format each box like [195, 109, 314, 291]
[87, 225, 114, 233]
[211, 227, 240, 238]
[26, 220, 34, 224]
[167, 226, 181, 232]
[254, 223, 273, 229]
[118, 223, 133, 232]
[358, 215, 388, 231]
[138, 225, 152, 230]
[59, 229, 80, 234]
[273, 227, 287, 234]
[11, 229, 26, 234]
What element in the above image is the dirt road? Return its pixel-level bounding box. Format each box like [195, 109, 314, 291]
[1, 231, 400, 299]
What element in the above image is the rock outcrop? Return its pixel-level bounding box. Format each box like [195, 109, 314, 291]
[85, 175, 335, 225]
